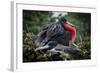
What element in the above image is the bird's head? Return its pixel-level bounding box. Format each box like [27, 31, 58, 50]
[52, 12, 74, 27]
[52, 12, 67, 25]
[58, 14, 67, 23]
[58, 13, 74, 27]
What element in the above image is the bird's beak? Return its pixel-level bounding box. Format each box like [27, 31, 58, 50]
[69, 23, 74, 27]
[35, 45, 50, 51]
[67, 22, 74, 27]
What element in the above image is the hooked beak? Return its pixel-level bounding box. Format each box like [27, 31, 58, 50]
[65, 21, 74, 27]
[69, 23, 74, 27]
[67, 21, 74, 27]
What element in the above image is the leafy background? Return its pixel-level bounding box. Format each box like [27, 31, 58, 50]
[23, 10, 91, 62]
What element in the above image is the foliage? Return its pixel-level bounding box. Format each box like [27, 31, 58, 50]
[23, 10, 52, 34]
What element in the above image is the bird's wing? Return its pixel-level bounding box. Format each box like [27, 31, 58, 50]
[54, 44, 80, 56]
[35, 29, 47, 46]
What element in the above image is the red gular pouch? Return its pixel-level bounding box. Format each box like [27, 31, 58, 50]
[64, 22, 76, 47]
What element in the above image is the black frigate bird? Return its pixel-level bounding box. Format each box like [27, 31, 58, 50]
[35, 16, 71, 47]
[34, 14, 79, 57]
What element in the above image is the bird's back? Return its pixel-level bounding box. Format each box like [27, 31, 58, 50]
[44, 23, 71, 46]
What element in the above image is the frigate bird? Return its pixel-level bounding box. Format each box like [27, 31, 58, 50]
[35, 13, 77, 56]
